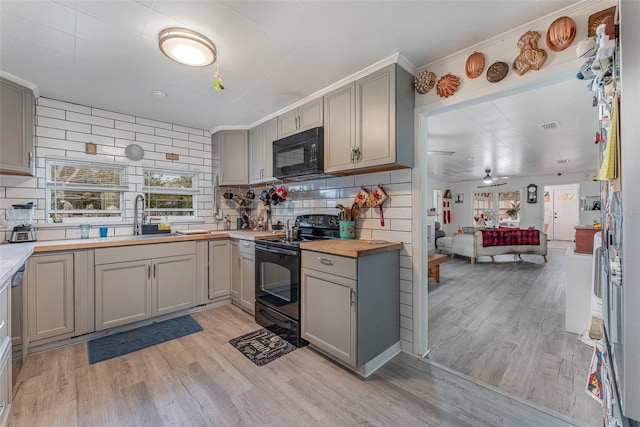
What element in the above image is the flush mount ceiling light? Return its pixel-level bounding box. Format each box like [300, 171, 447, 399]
[482, 168, 494, 184]
[158, 28, 217, 67]
[151, 90, 167, 99]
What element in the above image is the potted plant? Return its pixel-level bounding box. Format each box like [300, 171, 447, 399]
[505, 201, 520, 219]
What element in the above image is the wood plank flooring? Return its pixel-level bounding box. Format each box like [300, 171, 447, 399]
[10, 303, 587, 426]
[428, 246, 601, 427]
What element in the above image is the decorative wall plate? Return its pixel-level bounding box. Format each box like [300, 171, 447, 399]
[125, 143, 145, 161]
[512, 31, 547, 76]
[588, 6, 616, 37]
[465, 52, 485, 79]
[486, 61, 509, 83]
[436, 74, 460, 98]
[414, 70, 436, 94]
[546, 16, 576, 52]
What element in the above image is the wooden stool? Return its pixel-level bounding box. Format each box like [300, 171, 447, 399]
[428, 253, 447, 283]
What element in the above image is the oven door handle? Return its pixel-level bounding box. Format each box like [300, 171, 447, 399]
[256, 244, 299, 257]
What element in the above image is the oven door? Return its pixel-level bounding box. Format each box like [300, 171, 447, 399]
[255, 243, 300, 319]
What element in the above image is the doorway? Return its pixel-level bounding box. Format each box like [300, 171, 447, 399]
[544, 184, 579, 241]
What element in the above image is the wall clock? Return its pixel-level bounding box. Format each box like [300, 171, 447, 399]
[527, 184, 538, 203]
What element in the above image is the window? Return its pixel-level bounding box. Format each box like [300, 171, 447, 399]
[143, 168, 198, 217]
[46, 158, 127, 221]
[498, 191, 521, 225]
[473, 192, 493, 225]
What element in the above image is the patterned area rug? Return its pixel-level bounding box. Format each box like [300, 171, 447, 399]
[88, 315, 203, 364]
[229, 328, 296, 366]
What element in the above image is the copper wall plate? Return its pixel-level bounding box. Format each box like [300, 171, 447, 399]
[588, 6, 616, 37]
[546, 16, 576, 52]
[465, 52, 485, 79]
[486, 61, 508, 83]
[414, 70, 436, 94]
[436, 74, 460, 98]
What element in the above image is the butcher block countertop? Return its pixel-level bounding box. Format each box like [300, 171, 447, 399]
[300, 239, 403, 258]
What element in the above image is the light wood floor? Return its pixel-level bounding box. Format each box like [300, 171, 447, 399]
[428, 247, 601, 427]
[10, 303, 587, 426]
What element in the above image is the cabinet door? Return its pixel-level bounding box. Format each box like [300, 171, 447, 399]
[298, 98, 324, 132]
[301, 267, 356, 366]
[209, 240, 231, 300]
[27, 253, 75, 341]
[262, 118, 277, 181]
[0, 78, 34, 176]
[355, 64, 395, 169]
[324, 83, 356, 173]
[219, 130, 248, 185]
[240, 252, 255, 314]
[249, 124, 264, 184]
[95, 260, 152, 330]
[230, 242, 241, 300]
[277, 108, 299, 138]
[152, 255, 196, 317]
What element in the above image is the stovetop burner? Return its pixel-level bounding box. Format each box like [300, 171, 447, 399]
[258, 214, 340, 250]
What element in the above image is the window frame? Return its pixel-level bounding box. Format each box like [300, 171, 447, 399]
[142, 167, 199, 219]
[45, 158, 127, 223]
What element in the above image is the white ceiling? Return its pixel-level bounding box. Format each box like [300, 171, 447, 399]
[1, 0, 598, 182]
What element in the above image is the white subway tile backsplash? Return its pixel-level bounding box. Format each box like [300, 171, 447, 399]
[36, 105, 65, 120]
[92, 126, 135, 140]
[37, 137, 84, 152]
[115, 120, 154, 135]
[66, 131, 115, 146]
[173, 124, 203, 136]
[400, 315, 412, 331]
[391, 219, 412, 232]
[155, 145, 189, 156]
[38, 97, 91, 114]
[389, 194, 412, 207]
[400, 292, 412, 306]
[390, 168, 412, 183]
[91, 108, 135, 123]
[37, 116, 91, 133]
[189, 134, 211, 145]
[354, 172, 391, 186]
[35, 126, 66, 139]
[400, 304, 412, 318]
[136, 116, 172, 130]
[36, 147, 66, 158]
[155, 128, 188, 140]
[136, 132, 172, 145]
[67, 111, 114, 128]
[5, 187, 45, 199]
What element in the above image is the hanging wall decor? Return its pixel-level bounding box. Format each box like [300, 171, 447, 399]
[436, 74, 460, 98]
[546, 16, 577, 52]
[414, 70, 436, 94]
[465, 52, 485, 79]
[486, 61, 509, 83]
[512, 31, 547, 76]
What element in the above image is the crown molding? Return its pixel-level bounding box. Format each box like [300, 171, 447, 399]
[0, 70, 40, 98]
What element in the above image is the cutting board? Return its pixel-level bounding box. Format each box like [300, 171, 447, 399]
[175, 229, 210, 235]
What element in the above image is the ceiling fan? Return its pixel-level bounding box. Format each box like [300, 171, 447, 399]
[477, 168, 507, 188]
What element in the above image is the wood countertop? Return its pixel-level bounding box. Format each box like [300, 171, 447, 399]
[300, 239, 403, 258]
[30, 230, 284, 253]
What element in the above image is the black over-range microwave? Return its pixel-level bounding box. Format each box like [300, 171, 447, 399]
[273, 127, 324, 180]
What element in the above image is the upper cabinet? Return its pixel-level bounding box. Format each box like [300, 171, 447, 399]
[0, 77, 34, 176]
[215, 130, 249, 186]
[249, 118, 277, 184]
[277, 98, 323, 139]
[324, 64, 414, 174]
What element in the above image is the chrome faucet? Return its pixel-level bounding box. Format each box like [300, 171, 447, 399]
[133, 194, 145, 235]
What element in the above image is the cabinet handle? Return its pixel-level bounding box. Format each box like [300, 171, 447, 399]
[318, 257, 334, 266]
[354, 147, 361, 162]
[153, 264, 156, 278]
[350, 148, 355, 164]
[28, 151, 33, 168]
[148, 265, 151, 279]
[0, 400, 5, 418]
[0, 320, 4, 330]
[350, 289, 356, 307]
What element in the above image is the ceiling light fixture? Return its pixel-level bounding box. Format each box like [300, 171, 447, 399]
[151, 90, 167, 99]
[158, 28, 217, 67]
[482, 168, 494, 184]
[538, 121, 560, 131]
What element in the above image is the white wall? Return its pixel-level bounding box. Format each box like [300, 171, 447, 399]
[0, 97, 212, 241]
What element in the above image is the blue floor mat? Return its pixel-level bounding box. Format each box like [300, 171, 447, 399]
[88, 315, 203, 364]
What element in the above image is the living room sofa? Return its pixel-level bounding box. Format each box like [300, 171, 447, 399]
[449, 229, 548, 264]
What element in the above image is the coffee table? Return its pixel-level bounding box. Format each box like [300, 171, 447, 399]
[428, 253, 447, 283]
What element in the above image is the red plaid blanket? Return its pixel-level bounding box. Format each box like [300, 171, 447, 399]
[481, 229, 540, 247]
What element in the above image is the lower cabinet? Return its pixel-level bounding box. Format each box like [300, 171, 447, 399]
[94, 242, 197, 331]
[22, 251, 94, 353]
[208, 240, 230, 300]
[230, 240, 255, 314]
[0, 278, 11, 427]
[301, 249, 400, 377]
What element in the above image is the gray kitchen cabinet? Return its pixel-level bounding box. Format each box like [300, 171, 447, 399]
[323, 63, 414, 173]
[301, 249, 400, 377]
[0, 77, 34, 176]
[208, 239, 231, 300]
[277, 98, 324, 138]
[230, 240, 255, 314]
[21, 251, 94, 353]
[249, 118, 277, 184]
[217, 130, 249, 185]
[94, 242, 197, 330]
[0, 313, 11, 427]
